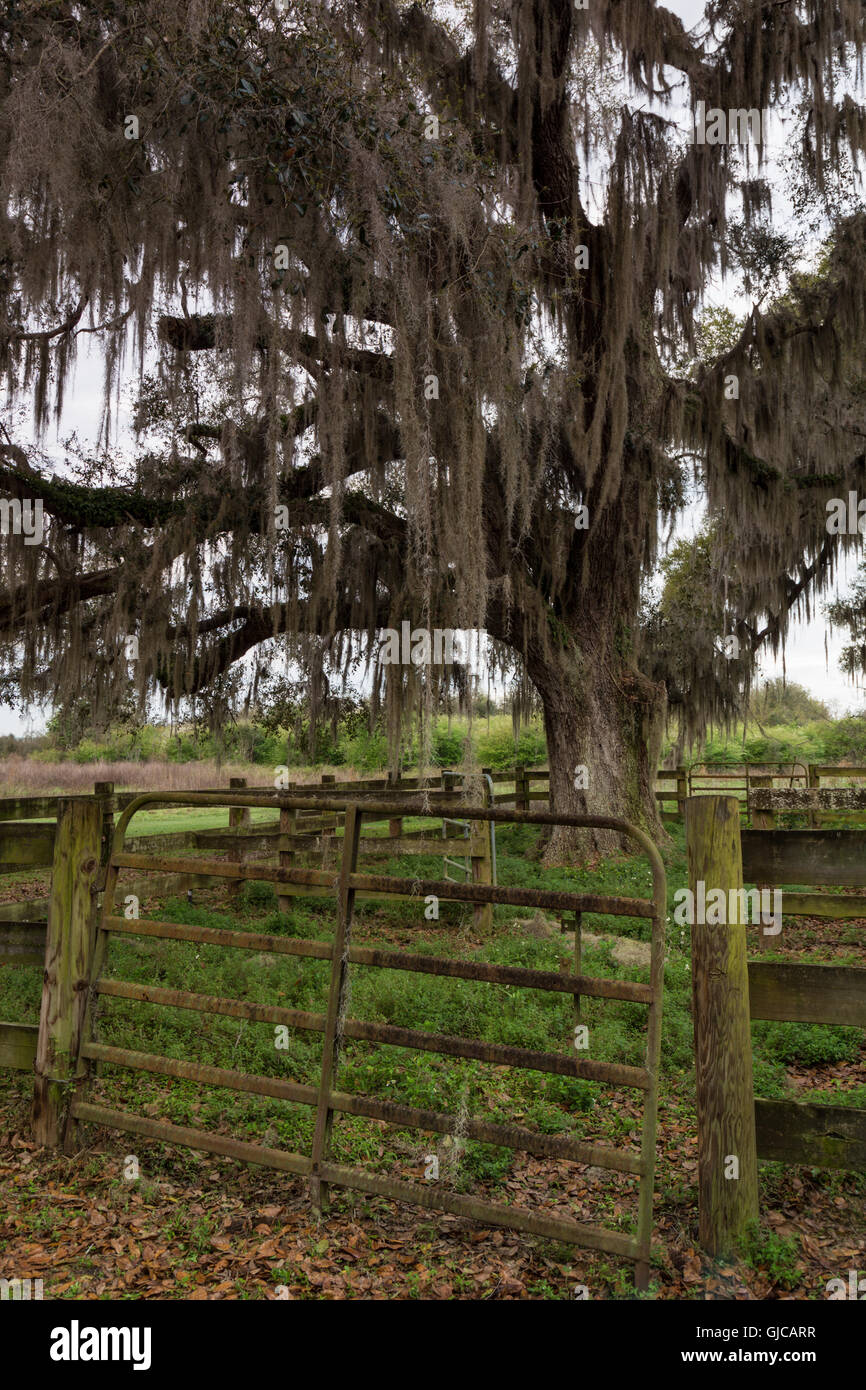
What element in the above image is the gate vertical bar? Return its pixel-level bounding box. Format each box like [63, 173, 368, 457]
[310, 802, 362, 1213]
[228, 777, 248, 900]
[278, 803, 296, 914]
[635, 867, 666, 1290]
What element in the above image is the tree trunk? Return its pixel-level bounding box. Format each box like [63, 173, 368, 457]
[527, 625, 667, 861]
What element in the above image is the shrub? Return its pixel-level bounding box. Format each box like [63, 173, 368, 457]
[431, 723, 465, 766]
[822, 715, 866, 764]
[72, 738, 103, 764]
[340, 728, 390, 772]
[475, 721, 546, 770]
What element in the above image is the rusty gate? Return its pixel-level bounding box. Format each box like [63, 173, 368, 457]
[70, 793, 666, 1288]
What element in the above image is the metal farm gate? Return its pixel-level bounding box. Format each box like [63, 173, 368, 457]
[70, 793, 666, 1288]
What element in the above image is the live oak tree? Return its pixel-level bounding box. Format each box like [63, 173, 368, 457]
[5, 1, 866, 852]
[827, 558, 866, 684]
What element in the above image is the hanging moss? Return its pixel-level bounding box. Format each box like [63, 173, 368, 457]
[1, 0, 866, 783]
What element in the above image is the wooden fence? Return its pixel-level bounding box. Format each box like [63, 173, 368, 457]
[655, 763, 866, 825]
[686, 794, 866, 1255]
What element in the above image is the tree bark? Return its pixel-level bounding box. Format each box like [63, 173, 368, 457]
[527, 622, 667, 860]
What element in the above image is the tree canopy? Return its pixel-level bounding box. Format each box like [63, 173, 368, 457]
[4, 0, 866, 839]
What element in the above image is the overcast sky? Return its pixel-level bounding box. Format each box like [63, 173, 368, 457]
[3, 0, 864, 737]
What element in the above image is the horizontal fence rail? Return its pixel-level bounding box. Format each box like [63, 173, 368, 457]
[0, 1019, 38, 1070]
[62, 791, 666, 1289]
[742, 828, 866, 886]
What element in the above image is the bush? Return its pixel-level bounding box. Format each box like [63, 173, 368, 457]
[340, 728, 390, 772]
[431, 723, 465, 766]
[166, 732, 199, 763]
[72, 738, 104, 764]
[475, 721, 546, 770]
[822, 715, 866, 764]
[698, 723, 825, 768]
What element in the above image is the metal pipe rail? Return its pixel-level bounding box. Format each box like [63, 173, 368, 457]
[70, 791, 666, 1289]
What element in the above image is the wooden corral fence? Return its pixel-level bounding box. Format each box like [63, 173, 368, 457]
[12, 790, 666, 1289]
[686, 794, 866, 1256]
[655, 763, 809, 824]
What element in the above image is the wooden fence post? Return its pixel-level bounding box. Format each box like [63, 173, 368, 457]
[93, 780, 115, 866]
[31, 799, 102, 1147]
[676, 765, 688, 820]
[749, 774, 774, 830]
[470, 816, 493, 933]
[560, 910, 583, 1027]
[516, 764, 528, 811]
[229, 776, 248, 900]
[808, 763, 819, 828]
[686, 795, 759, 1255]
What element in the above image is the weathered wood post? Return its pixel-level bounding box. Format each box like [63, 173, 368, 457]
[32, 799, 102, 1147]
[807, 763, 819, 828]
[470, 812, 493, 933]
[515, 764, 528, 812]
[93, 780, 115, 867]
[676, 765, 688, 820]
[686, 795, 759, 1255]
[228, 776, 248, 899]
[560, 911, 583, 1027]
[749, 774, 774, 830]
[749, 774, 773, 953]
